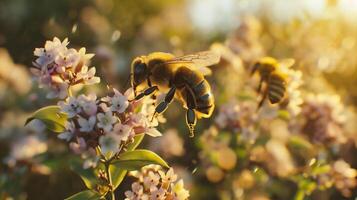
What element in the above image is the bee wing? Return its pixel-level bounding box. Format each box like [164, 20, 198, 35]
[279, 58, 295, 68]
[164, 51, 220, 76]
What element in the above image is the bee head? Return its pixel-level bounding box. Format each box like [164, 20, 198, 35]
[131, 57, 148, 89]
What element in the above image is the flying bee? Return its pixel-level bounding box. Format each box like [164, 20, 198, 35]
[251, 57, 295, 109]
[130, 51, 220, 137]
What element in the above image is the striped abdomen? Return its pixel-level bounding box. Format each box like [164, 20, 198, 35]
[268, 73, 286, 104]
[191, 79, 214, 118]
[173, 67, 215, 118]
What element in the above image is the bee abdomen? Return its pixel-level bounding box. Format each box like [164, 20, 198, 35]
[268, 74, 286, 104]
[196, 92, 214, 118]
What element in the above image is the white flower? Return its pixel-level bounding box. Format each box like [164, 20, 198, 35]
[125, 182, 148, 200]
[58, 97, 81, 118]
[77, 47, 94, 66]
[129, 113, 162, 137]
[76, 66, 100, 85]
[55, 48, 80, 68]
[159, 168, 177, 184]
[99, 134, 119, 154]
[112, 123, 133, 142]
[110, 89, 129, 113]
[83, 155, 99, 169]
[97, 111, 117, 132]
[150, 188, 166, 200]
[172, 180, 190, 200]
[78, 94, 98, 116]
[146, 128, 162, 137]
[58, 121, 75, 141]
[44, 37, 68, 55]
[34, 37, 68, 67]
[78, 116, 96, 132]
[143, 171, 160, 192]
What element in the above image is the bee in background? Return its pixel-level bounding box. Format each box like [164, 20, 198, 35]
[251, 57, 295, 109]
[130, 51, 220, 137]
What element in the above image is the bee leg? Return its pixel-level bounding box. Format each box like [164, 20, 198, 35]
[251, 63, 260, 75]
[133, 85, 137, 97]
[257, 77, 263, 93]
[257, 86, 268, 110]
[152, 87, 176, 121]
[185, 86, 197, 137]
[130, 86, 158, 101]
[186, 109, 197, 138]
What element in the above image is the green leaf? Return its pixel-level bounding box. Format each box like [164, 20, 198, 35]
[111, 149, 169, 171]
[70, 161, 98, 190]
[288, 136, 313, 150]
[25, 106, 67, 133]
[109, 165, 127, 189]
[126, 134, 145, 151]
[65, 190, 102, 200]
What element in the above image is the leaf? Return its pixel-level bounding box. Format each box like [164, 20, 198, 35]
[25, 106, 67, 133]
[111, 149, 169, 171]
[126, 134, 145, 151]
[288, 136, 313, 150]
[70, 160, 98, 190]
[65, 190, 102, 200]
[109, 165, 127, 189]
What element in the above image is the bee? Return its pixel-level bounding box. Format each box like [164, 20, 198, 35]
[251, 57, 295, 109]
[130, 51, 220, 137]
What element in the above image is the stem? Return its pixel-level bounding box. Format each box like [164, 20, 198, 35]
[294, 189, 305, 200]
[105, 162, 115, 200]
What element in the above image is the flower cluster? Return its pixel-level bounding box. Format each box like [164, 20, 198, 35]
[32, 37, 100, 99]
[301, 94, 347, 144]
[125, 165, 189, 200]
[57, 88, 162, 167]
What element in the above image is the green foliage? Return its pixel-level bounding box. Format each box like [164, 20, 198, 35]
[109, 165, 127, 190]
[70, 160, 100, 190]
[25, 106, 67, 133]
[111, 149, 169, 171]
[126, 134, 145, 151]
[65, 190, 102, 200]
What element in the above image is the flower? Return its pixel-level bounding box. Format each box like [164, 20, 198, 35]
[126, 165, 189, 200]
[143, 171, 160, 191]
[32, 37, 100, 99]
[75, 66, 100, 85]
[128, 113, 162, 137]
[125, 182, 149, 200]
[150, 188, 166, 200]
[78, 94, 98, 116]
[55, 48, 80, 68]
[78, 116, 96, 133]
[109, 89, 129, 113]
[172, 180, 190, 200]
[159, 168, 178, 184]
[112, 123, 133, 142]
[58, 96, 81, 118]
[98, 134, 119, 154]
[58, 121, 75, 141]
[97, 111, 117, 133]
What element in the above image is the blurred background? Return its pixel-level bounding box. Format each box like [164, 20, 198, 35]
[1, 0, 357, 199]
